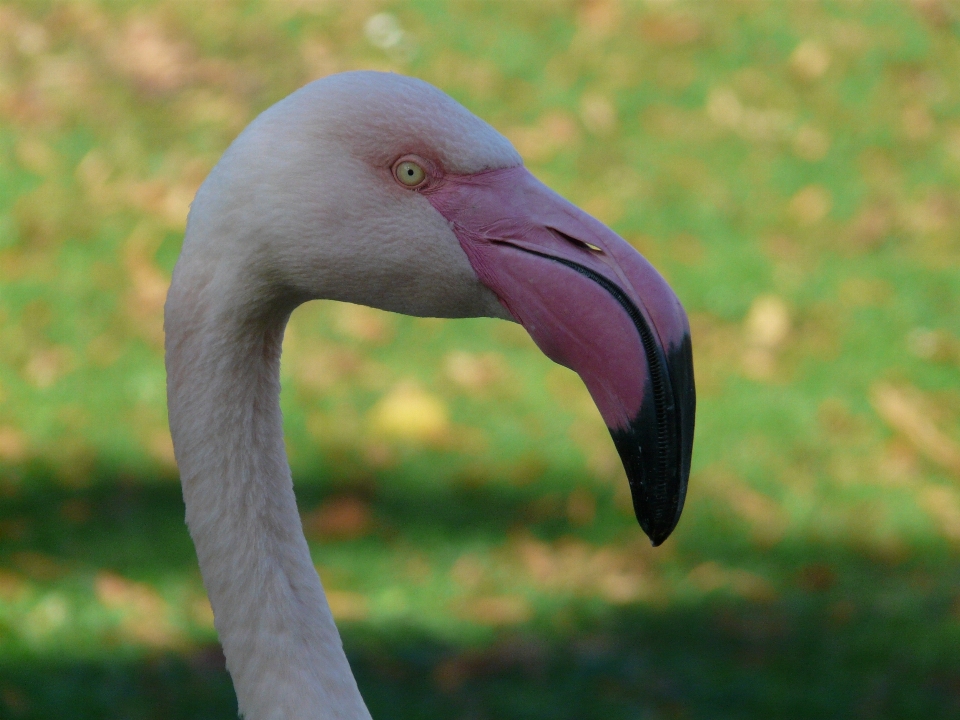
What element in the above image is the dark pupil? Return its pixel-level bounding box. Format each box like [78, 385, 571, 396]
[406, 169, 414, 176]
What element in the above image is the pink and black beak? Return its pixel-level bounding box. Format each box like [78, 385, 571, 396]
[426, 166, 695, 546]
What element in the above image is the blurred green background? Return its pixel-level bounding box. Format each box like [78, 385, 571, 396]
[1, 0, 959, 718]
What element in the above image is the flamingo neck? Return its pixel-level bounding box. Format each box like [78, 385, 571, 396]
[165, 257, 371, 720]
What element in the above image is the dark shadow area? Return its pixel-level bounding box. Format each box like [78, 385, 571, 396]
[1, 465, 960, 718]
[351, 595, 960, 720]
[0, 463, 636, 578]
[0, 648, 236, 720]
[2, 592, 960, 720]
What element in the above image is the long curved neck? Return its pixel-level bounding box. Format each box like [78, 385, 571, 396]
[165, 251, 371, 720]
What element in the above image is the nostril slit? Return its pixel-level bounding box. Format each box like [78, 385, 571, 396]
[548, 227, 604, 254]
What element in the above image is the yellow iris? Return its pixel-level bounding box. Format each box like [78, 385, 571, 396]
[395, 161, 426, 187]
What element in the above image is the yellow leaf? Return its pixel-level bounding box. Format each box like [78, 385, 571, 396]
[369, 381, 449, 444]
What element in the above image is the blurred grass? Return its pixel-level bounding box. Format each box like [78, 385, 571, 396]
[1, 0, 960, 718]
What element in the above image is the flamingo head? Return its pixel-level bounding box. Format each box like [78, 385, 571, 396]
[186, 71, 695, 546]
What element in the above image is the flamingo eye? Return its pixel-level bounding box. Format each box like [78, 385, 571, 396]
[394, 160, 426, 188]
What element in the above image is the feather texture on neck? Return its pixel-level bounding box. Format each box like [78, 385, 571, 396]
[165, 257, 371, 720]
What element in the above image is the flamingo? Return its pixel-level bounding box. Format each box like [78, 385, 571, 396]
[164, 71, 695, 720]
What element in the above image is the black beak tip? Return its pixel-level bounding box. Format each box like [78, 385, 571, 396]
[610, 421, 690, 548]
[639, 513, 680, 547]
[634, 486, 685, 547]
[609, 329, 696, 548]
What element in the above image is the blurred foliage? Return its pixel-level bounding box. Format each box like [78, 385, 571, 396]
[1, 0, 960, 718]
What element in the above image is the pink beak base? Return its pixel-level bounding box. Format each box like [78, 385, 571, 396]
[425, 166, 695, 545]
